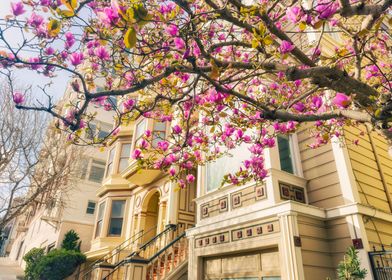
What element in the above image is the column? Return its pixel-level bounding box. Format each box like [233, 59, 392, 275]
[166, 182, 179, 225]
[345, 214, 374, 280]
[278, 212, 305, 280]
[157, 201, 167, 232]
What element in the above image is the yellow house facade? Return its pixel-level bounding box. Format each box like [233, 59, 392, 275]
[78, 116, 392, 280]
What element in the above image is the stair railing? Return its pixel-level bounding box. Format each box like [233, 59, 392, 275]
[146, 232, 187, 280]
[102, 224, 178, 280]
[77, 226, 157, 280]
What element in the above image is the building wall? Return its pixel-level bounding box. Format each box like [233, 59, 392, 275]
[344, 126, 392, 213]
[297, 128, 344, 208]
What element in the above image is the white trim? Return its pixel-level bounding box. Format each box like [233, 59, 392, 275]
[331, 136, 360, 202]
[289, 133, 304, 177]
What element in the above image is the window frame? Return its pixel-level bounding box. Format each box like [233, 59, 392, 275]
[118, 142, 131, 173]
[277, 134, 302, 177]
[95, 201, 106, 238]
[88, 159, 106, 183]
[105, 148, 115, 178]
[133, 118, 147, 149]
[107, 200, 126, 237]
[86, 201, 97, 215]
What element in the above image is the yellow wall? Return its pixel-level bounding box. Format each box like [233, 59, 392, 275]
[297, 128, 344, 208]
[344, 126, 392, 213]
[364, 217, 392, 251]
[298, 215, 352, 279]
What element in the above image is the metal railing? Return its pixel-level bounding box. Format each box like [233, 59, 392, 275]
[369, 248, 392, 280]
[76, 226, 157, 280]
[102, 224, 178, 280]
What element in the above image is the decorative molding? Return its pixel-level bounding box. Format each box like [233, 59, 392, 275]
[195, 231, 229, 248]
[231, 221, 280, 242]
[200, 195, 228, 219]
[279, 182, 306, 203]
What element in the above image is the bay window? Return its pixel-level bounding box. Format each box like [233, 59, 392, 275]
[105, 148, 115, 177]
[134, 119, 147, 147]
[152, 121, 167, 148]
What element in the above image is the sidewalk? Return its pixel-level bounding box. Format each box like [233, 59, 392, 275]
[0, 258, 24, 280]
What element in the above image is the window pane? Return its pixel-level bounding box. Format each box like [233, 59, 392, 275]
[119, 159, 128, 173]
[98, 129, 110, 139]
[86, 201, 96, 214]
[108, 200, 125, 236]
[206, 143, 251, 192]
[121, 144, 131, 157]
[111, 200, 125, 217]
[135, 119, 146, 140]
[108, 218, 123, 235]
[89, 165, 105, 183]
[95, 221, 103, 237]
[97, 202, 105, 220]
[87, 124, 96, 140]
[152, 132, 166, 148]
[277, 136, 294, 174]
[79, 159, 89, 179]
[153, 121, 166, 131]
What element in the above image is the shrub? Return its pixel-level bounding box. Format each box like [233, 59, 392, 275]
[33, 249, 86, 280]
[61, 230, 80, 251]
[23, 248, 45, 280]
[337, 246, 367, 280]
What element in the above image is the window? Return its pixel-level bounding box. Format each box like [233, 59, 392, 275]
[86, 201, 96, 214]
[119, 143, 131, 172]
[88, 160, 106, 183]
[98, 123, 112, 139]
[134, 119, 147, 147]
[95, 202, 106, 238]
[205, 143, 251, 193]
[86, 123, 97, 140]
[152, 121, 167, 148]
[105, 148, 115, 177]
[108, 200, 125, 236]
[277, 135, 294, 174]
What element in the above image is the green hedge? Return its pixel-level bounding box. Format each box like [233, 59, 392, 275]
[24, 249, 86, 280]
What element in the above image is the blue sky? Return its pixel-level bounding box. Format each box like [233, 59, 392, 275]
[0, 0, 70, 102]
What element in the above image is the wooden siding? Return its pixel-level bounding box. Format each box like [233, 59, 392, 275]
[297, 128, 344, 208]
[344, 126, 392, 213]
[298, 216, 352, 279]
[364, 218, 392, 251]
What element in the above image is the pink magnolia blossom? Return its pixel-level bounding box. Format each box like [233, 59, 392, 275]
[186, 174, 195, 183]
[157, 141, 169, 151]
[333, 93, 351, 108]
[279, 40, 295, 54]
[95, 46, 110, 60]
[65, 32, 75, 49]
[172, 125, 182, 134]
[132, 149, 142, 159]
[174, 38, 185, 49]
[315, 0, 338, 20]
[69, 52, 84, 66]
[123, 98, 135, 111]
[293, 102, 305, 112]
[45, 47, 55, 55]
[27, 13, 44, 27]
[11, 2, 25, 16]
[169, 167, 176, 176]
[166, 25, 179, 36]
[13, 92, 25, 104]
[286, 6, 304, 23]
[365, 65, 380, 79]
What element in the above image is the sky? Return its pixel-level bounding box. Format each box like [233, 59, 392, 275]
[0, 0, 71, 102]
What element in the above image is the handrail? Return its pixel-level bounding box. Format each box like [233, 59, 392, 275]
[102, 224, 178, 280]
[77, 226, 157, 279]
[148, 232, 186, 262]
[137, 224, 177, 253]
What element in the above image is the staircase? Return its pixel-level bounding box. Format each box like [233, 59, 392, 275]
[102, 224, 188, 280]
[76, 227, 157, 280]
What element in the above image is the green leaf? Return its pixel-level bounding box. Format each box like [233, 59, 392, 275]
[124, 27, 137, 49]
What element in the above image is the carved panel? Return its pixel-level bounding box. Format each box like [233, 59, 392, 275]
[200, 195, 228, 219]
[231, 221, 280, 242]
[195, 231, 230, 248]
[279, 182, 306, 203]
[230, 184, 266, 209]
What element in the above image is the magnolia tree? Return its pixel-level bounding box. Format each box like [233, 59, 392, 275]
[0, 0, 391, 187]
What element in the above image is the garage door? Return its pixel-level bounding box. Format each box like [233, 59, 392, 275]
[203, 249, 281, 280]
